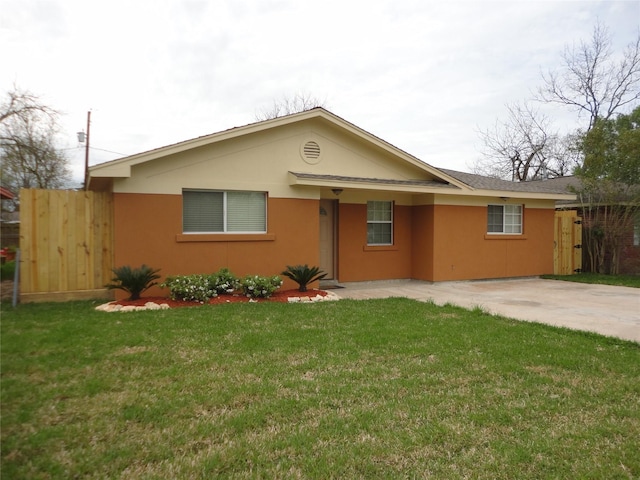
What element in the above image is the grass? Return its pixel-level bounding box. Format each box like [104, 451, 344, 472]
[2, 299, 639, 479]
[542, 273, 640, 288]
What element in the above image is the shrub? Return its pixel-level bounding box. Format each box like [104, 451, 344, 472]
[1, 260, 16, 281]
[106, 265, 161, 300]
[209, 268, 241, 294]
[240, 274, 283, 299]
[161, 269, 282, 302]
[281, 264, 327, 292]
[161, 274, 216, 303]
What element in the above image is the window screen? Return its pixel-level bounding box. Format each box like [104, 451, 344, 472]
[183, 191, 223, 232]
[487, 204, 522, 234]
[367, 201, 393, 245]
[183, 190, 266, 233]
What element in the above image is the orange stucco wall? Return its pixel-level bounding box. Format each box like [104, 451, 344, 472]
[113, 194, 556, 298]
[411, 205, 434, 280]
[336, 203, 554, 282]
[113, 193, 319, 298]
[337, 203, 413, 282]
[430, 204, 555, 281]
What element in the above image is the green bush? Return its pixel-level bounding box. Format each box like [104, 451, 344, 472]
[1, 261, 16, 281]
[105, 265, 161, 300]
[281, 264, 327, 292]
[209, 268, 241, 294]
[161, 269, 282, 302]
[161, 274, 216, 303]
[240, 274, 283, 299]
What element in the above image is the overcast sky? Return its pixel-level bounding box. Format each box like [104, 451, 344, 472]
[2, 0, 639, 184]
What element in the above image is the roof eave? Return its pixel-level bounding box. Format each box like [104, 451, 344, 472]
[287, 172, 459, 194]
[470, 189, 578, 201]
[288, 174, 577, 200]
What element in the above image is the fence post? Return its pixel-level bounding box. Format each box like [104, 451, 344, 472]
[12, 248, 20, 307]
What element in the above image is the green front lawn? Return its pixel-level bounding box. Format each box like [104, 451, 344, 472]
[2, 299, 639, 479]
[542, 273, 640, 288]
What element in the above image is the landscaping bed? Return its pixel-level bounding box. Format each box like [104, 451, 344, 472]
[97, 289, 337, 311]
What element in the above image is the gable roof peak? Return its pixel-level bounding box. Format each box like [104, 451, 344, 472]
[88, 106, 465, 187]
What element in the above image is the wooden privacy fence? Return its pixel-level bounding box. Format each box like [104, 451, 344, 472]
[554, 210, 582, 275]
[19, 189, 114, 302]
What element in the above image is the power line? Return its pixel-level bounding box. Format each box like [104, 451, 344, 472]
[61, 145, 128, 156]
[88, 146, 128, 156]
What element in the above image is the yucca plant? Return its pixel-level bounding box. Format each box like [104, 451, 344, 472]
[281, 264, 327, 292]
[106, 264, 161, 300]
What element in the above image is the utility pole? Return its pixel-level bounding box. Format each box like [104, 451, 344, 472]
[84, 110, 91, 190]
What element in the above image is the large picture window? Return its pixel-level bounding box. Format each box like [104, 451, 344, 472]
[367, 201, 393, 245]
[487, 204, 522, 234]
[183, 190, 266, 233]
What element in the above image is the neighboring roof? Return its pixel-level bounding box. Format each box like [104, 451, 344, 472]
[0, 186, 14, 200]
[535, 175, 579, 191]
[543, 175, 640, 207]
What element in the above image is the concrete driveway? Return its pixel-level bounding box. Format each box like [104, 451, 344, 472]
[334, 278, 640, 343]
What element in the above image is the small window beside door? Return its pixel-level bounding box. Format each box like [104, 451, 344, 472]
[367, 201, 393, 245]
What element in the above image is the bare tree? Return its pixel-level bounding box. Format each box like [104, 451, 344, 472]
[551, 132, 583, 177]
[255, 92, 327, 121]
[0, 85, 56, 125]
[538, 22, 640, 131]
[0, 87, 71, 198]
[473, 102, 570, 181]
[476, 22, 639, 181]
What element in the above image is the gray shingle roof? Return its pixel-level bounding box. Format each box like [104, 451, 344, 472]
[438, 169, 577, 194]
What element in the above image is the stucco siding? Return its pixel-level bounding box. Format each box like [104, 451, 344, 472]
[431, 205, 554, 281]
[411, 205, 435, 280]
[111, 119, 434, 197]
[112, 192, 557, 297]
[112, 193, 318, 298]
[337, 203, 413, 282]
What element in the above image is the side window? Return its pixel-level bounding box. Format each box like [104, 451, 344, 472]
[367, 201, 393, 245]
[487, 204, 522, 234]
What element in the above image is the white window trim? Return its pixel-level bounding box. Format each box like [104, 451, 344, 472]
[487, 204, 523, 235]
[367, 200, 394, 246]
[183, 189, 267, 234]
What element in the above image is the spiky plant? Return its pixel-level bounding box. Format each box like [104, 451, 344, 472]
[106, 264, 161, 300]
[281, 264, 327, 292]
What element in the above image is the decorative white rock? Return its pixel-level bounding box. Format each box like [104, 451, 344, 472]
[95, 291, 340, 312]
[96, 301, 171, 312]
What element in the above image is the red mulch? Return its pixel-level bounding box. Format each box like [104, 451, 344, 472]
[112, 289, 329, 308]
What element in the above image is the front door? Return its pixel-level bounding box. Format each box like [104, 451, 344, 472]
[319, 199, 336, 280]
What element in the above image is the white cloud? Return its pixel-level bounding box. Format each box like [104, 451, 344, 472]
[2, 0, 638, 183]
